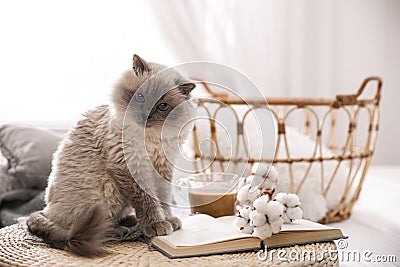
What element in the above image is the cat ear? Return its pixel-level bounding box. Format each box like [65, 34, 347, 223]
[132, 54, 149, 75]
[179, 83, 196, 95]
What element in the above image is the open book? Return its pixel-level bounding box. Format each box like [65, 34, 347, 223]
[151, 214, 345, 258]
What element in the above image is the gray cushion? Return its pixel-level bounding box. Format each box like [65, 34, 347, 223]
[0, 164, 20, 195]
[0, 190, 45, 227]
[0, 124, 62, 190]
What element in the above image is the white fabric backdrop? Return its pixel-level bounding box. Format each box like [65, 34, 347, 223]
[0, 0, 398, 164]
[150, 0, 400, 165]
[151, 0, 337, 98]
[0, 0, 175, 127]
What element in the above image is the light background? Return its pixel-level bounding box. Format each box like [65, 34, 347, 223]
[0, 0, 399, 165]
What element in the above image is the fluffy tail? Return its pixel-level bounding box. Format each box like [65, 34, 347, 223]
[25, 204, 112, 257]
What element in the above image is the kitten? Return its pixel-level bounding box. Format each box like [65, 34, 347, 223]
[23, 55, 196, 257]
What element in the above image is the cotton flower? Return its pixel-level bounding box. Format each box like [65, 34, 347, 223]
[274, 192, 288, 204]
[267, 166, 279, 182]
[287, 193, 301, 207]
[248, 164, 279, 194]
[237, 184, 252, 204]
[253, 223, 272, 240]
[233, 216, 247, 229]
[247, 174, 273, 192]
[249, 210, 267, 227]
[248, 188, 259, 202]
[260, 179, 276, 191]
[237, 184, 259, 205]
[241, 224, 253, 234]
[286, 206, 303, 221]
[233, 217, 253, 234]
[238, 206, 252, 219]
[252, 164, 279, 183]
[244, 175, 255, 185]
[265, 201, 283, 221]
[270, 218, 284, 234]
[237, 176, 250, 189]
[252, 195, 269, 214]
[235, 166, 302, 238]
[236, 165, 279, 205]
[251, 163, 270, 177]
[274, 192, 303, 223]
[251, 196, 284, 237]
[234, 207, 254, 234]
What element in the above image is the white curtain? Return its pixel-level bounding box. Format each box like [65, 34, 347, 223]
[149, 0, 400, 165]
[0, 0, 175, 127]
[150, 0, 391, 98]
[0, 0, 397, 164]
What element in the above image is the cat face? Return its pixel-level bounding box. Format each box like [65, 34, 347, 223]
[112, 55, 196, 133]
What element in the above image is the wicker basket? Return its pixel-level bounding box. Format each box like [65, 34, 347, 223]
[190, 77, 382, 223]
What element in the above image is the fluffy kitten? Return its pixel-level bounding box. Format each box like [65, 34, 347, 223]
[24, 55, 196, 257]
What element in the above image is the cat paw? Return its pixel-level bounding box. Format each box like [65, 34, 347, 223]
[142, 221, 173, 237]
[119, 215, 137, 227]
[166, 216, 182, 231]
[108, 224, 142, 241]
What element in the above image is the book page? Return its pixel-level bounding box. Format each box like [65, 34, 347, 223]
[155, 214, 252, 247]
[281, 219, 336, 231]
[153, 215, 340, 248]
[216, 217, 335, 232]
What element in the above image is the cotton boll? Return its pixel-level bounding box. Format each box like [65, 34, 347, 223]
[239, 206, 252, 219]
[270, 218, 284, 234]
[237, 183, 260, 204]
[235, 208, 254, 234]
[253, 223, 272, 240]
[249, 210, 257, 221]
[237, 184, 251, 204]
[265, 201, 284, 221]
[274, 162, 332, 222]
[248, 172, 276, 194]
[193, 124, 346, 223]
[274, 192, 288, 204]
[286, 207, 303, 221]
[238, 177, 247, 189]
[267, 166, 279, 182]
[253, 195, 269, 214]
[251, 163, 269, 177]
[241, 224, 253, 234]
[247, 174, 264, 191]
[282, 213, 291, 224]
[281, 204, 287, 212]
[249, 211, 267, 227]
[286, 194, 301, 207]
[245, 175, 255, 185]
[248, 187, 259, 202]
[260, 179, 276, 190]
[233, 217, 247, 229]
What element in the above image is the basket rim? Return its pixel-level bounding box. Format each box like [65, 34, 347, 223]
[195, 97, 379, 106]
[193, 76, 382, 107]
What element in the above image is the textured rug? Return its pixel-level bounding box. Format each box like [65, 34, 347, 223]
[0, 224, 338, 267]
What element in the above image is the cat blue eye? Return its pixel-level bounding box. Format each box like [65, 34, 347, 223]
[135, 93, 145, 103]
[157, 103, 170, 111]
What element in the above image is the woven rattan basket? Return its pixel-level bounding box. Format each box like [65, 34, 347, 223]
[190, 77, 382, 223]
